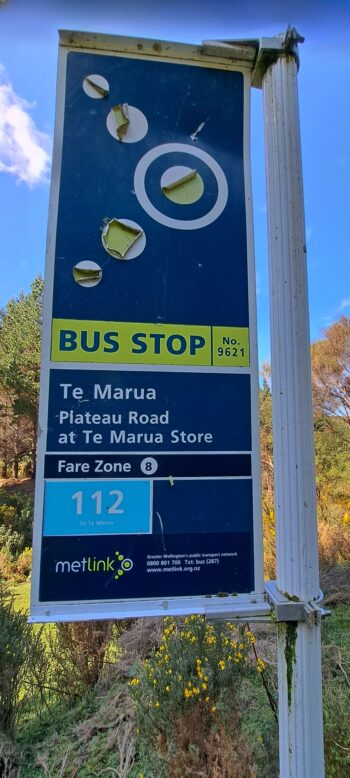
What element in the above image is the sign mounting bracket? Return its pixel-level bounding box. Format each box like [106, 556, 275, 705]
[265, 581, 330, 624]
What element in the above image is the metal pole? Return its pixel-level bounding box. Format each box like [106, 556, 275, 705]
[262, 43, 325, 777]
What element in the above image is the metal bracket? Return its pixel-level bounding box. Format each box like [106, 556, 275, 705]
[251, 27, 305, 88]
[201, 28, 304, 89]
[265, 581, 331, 624]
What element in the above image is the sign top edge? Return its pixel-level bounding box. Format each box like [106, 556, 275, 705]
[58, 30, 257, 69]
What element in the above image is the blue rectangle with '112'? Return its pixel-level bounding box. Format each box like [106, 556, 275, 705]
[43, 480, 151, 536]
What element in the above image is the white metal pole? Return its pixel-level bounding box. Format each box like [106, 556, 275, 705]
[262, 51, 325, 776]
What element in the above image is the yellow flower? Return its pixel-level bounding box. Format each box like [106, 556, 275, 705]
[211, 706, 217, 713]
[128, 677, 141, 686]
[257, 657, 265, 673]
[205, 696, 210, 702]
[218, 660, 225, 670]
[165, 685, 170, 692]
[153, 679, 157, 685]
[202, 683, 207, 690]
[154, 701, 160, 708]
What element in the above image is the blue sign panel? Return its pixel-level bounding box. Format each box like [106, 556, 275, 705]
[52, 54, 247, 329]
[31, 35, 261, 621]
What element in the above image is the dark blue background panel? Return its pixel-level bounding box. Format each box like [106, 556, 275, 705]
[153, 479, 253, 534]
[44, 453, 252, 479]
[47, 369, 252, 452]
[39, 532, 254, 602]
[52, 53, 248, 327]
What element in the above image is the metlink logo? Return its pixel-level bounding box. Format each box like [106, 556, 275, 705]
[55, 549, 133, 582]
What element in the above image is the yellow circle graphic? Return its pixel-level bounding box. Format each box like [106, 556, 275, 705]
[161, 166, 204, 205]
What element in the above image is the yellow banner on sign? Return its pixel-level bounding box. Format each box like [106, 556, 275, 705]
[51, 319, 211, 366]
[51, 319, 250, 367]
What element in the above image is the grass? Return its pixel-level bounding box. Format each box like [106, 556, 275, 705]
[11, 579, 30, 614]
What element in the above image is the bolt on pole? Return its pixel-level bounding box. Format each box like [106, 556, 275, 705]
[261, 32, 325, 777]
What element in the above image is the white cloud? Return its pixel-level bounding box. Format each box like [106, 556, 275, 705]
[339, 298, 350, 312]
[0, 65, 51, 186]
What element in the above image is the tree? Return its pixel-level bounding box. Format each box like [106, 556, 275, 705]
[312, 316, 350, 425]
[259, 373, 274, 507]
[0, 277, 43, 476]
[314, 414, 350, 519]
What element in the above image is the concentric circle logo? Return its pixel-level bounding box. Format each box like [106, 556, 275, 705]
[134, 143, 228, 230]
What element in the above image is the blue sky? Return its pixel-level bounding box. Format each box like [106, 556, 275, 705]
[0, 0, 349, 364]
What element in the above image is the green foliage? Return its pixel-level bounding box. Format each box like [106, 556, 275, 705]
[130, 615, 257, 717]
[18, 684, 132, 778]
[0, 547, 15, 581]
[0, 587, 47, 735]
[314, 415, 350, 516]
[259, 378, 274, 508]
[0, 277, 43, 476]
[0, 491, 33, 578]
[0, 278, 42, 420]
[322, 605, 350, 777]
[15, 547, 32, 578]
[46, 621, 123, 701]
[312, 316, 350, 424]
[129, 615, 263, 776]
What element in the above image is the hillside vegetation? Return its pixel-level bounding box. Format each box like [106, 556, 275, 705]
[0, 284, 349, 776]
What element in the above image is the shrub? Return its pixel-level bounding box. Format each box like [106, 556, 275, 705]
[47, 621, 117, 700]
[16, 547, 32, 578]
[0, 492, 33, 560]
[318, 520, 350, 568]
[322, 604, 350, 777]
[0, 547, 15, 581]
[129, 615, 262, 777]
[262, 505, 276, 580]
[0, 587, 47, 734]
